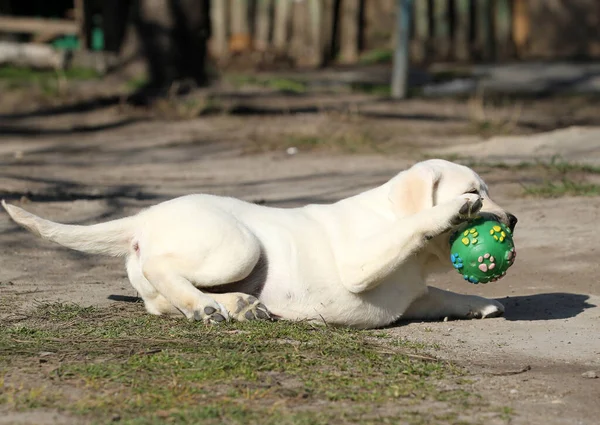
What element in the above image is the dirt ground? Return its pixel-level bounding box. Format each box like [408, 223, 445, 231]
[0, 80, 599, 424]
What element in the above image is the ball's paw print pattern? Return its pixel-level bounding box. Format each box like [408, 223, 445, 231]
[476, 253, 506, 283]
[477, 253, 495, 272]
[463, 274, 479, 284]
[506, 246, 517, 264]
[489, 225, 510, 242]
[460, 228, 479, 246]
[451, 252, 480, 284]
[450, 253, 463, 270]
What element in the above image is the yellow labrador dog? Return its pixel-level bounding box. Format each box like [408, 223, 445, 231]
[2, 159, 517, 329]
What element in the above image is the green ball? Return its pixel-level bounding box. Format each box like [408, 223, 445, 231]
[449, 218, 516, 284]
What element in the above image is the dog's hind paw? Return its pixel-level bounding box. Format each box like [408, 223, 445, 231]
[193, 303, 229, 324]
[210, 293, 275, 322]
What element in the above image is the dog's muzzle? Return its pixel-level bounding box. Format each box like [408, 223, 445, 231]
[507, 213, 518, 233]
[481, 212, 518, 233]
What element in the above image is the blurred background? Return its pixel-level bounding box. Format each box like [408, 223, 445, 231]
[0, 0, 599, 201]
[1, 0, 599, 99]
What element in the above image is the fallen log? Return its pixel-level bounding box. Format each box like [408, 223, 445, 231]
[0, 41, 66, 69]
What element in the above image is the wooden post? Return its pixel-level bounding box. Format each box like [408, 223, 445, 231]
[512, 0, 529, 58]
[319, 0, 335, 64]
[73, 0, 87, 49]
[433, 0, 450, 60]
[494, 0, 512, 59]
[454, 0, 470, 61]
[254, 0, 272, 52]
[307, 0, 324, 67]
[210, 0, 229, 59]
[411, 0, 429, 63]
[392, 0, 413, 99]
[476, 0, 494, 61]
[229, 0, 250, 52]
[273, 0, 291, 51]
[290, 0, 309, 64]
[339, 0, 360, 64]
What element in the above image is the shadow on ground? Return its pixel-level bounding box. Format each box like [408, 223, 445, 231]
[499, 292, 595, 321]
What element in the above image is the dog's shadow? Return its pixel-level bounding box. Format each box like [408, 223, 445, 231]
[498, 292, 595, 321]
[107, 292, 595, 322]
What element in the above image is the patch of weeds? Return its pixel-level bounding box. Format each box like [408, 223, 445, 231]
[227, 74, 307, 94]
[0, 66, 101, 96]
[0, 302, 499, 424]
[0, 66, 101, 82]
[359, 48, 393, 65]
[1, 384, 63, 409]
[35, 302, 98, 321]
[523, 178, 600, 198]
[498, 406, 515, 422]
[126, 76, 149, 91]
[350, 83, 391, 96]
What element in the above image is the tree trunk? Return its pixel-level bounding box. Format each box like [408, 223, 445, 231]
[254, 0, 272, 52]
[339, 0, 360, 64]
[273, 0, 291, 52]
[210, 0, 228, 58]
[229, 0, 251, 53]
[132, 0, 211, 96]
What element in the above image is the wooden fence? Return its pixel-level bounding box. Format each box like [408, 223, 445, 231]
[0, 0, 530, 68]
[210, 0, 529, 66]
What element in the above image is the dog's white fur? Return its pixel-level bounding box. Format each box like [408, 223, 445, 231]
[2, 159, 514, 329]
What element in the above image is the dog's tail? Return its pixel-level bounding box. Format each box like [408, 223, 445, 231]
[2, 200, 134, 257]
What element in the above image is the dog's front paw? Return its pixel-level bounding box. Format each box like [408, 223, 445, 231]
[450, 193, 483, 225]
[459, 297, 504, 320]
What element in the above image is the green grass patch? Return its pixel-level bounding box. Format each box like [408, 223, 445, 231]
[0, 65, 101, 96]
[359, 49, 393, 65]
[523, 178, 600, 198]
[227, 74, 307, 94]
[0, 66, 101, 82]
[0, 302, 502, 425]
[350, 83, 391, 96]
[126, 76, 149, 91]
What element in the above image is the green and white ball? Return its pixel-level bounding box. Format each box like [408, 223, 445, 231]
[449, 218, 516, 284]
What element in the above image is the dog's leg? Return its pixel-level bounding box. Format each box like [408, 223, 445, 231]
[126, 255, 181, 316]
[134, 209, 263, 323]
[402, 286, 504, 320]
[128, 257, 273, 321]
[141, 257, 232, 323]
[338, 193, 482, 294]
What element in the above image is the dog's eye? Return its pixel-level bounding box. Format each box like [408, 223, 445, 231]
[467, 189, 479, 195]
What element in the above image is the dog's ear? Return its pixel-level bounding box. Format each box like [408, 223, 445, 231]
[389, 163, 441, 216]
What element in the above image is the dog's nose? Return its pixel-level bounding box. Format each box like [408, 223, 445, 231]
[507, 213, 518, 232]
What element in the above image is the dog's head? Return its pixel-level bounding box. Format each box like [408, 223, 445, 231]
[389, 159, 517, 268]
